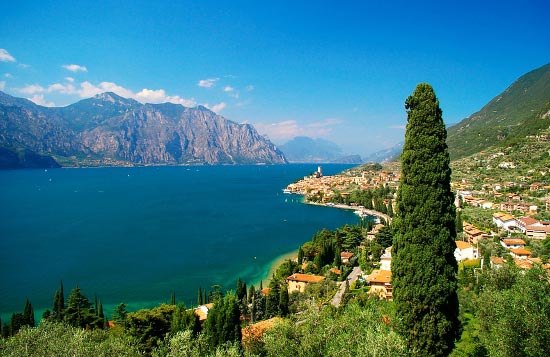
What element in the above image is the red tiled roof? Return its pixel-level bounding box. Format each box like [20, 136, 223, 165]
[510, 248, 532, 256]
[367, 270, 392, 284]
[286, 273, 325, 283]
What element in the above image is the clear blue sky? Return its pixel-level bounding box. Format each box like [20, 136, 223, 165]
[1, 0, 548, 156]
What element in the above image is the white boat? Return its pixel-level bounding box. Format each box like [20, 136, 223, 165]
[283, 188, 292, 194]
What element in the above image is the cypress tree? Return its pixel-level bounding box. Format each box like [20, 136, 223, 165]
[23, 298, 35, 327]
[278, 284, 289, 316]
[297, 246, 304, 265]
[248, 284, 255, 304]
[170, 291, 176, 305]
[265, 280, 280, 318]
[392, 83, 459, 356]
[59, 280, 65, 313]
[198, 287, 203, 306]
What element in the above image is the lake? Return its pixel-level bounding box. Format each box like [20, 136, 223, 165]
[0, 164, 360, 320]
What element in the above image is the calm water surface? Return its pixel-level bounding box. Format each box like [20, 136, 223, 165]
[0, 164, 359, 319]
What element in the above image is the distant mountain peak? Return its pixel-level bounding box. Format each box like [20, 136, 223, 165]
[93, 92, 139, 106]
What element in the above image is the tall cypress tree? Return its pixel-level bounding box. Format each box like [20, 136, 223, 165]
[23, 298, 35, 327]
[392, 83, 459, 356]
[198, 287, 203, 306]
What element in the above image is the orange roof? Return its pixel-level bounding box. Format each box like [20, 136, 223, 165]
[286, 273, 325, 283]
[502, 238, 526, 246]
[518, 216, 539, 226]
[329, 267, 342, 275]
[490, 256, 505, 265]
[340, 252, 354, 259]
[194, 303, 214, 321]
[455, 241, 471, 250]
[242, 317, 283, 342]
[510, 248, 532, 256]
[493, 212, 515, 222]
[367, 269, 392, 284]
[514, 259, 533, 269]
[261, 288, 270, 295]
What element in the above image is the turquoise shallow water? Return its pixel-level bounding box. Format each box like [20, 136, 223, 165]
[0, 164, 358, 320]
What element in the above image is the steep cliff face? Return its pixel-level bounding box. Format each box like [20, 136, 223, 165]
[0, 91, 287, 167]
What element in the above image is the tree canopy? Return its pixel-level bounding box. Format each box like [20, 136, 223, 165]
[392, 83, 459, 356]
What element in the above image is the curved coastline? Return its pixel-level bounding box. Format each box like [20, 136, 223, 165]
[257, 199, 390, 288]
[253, 249, 299, 288]
[305, 201, 392, 224]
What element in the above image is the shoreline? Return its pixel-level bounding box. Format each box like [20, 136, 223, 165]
[303, 200, 391, 224]
[253, 249, 299, 288]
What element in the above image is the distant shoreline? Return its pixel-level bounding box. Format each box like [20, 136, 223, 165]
[304, 200, 391, 224]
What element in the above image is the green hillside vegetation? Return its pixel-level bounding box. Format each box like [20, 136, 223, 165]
[447, 63, 550, 160]
[451, 125, 550, 188]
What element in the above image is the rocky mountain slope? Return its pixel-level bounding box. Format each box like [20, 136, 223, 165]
[0, 91, 287, 168]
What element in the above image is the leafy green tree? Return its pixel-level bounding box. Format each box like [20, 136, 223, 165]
[262, 302, 406, 357]
[112, 303, 128, 327]
[65, 286, 103, 329]
[203, 292, 241, 350]
[392, 83, 459, 356]
[477, 266, 550, 356]
[0, 320, 142, 356]
[375, 225, 394, 249]
[126, 304, 175, 353]
[171, 303, 200, 336]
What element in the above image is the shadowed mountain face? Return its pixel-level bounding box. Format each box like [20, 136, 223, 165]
[0, 91, 287, 168]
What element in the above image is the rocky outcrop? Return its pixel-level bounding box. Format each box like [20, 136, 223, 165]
[0, 91, 287, 167]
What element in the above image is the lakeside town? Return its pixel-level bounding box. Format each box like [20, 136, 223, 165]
[269, 163, 550, 308]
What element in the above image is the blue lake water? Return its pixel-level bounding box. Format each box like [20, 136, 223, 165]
[0, 164, 360, 321]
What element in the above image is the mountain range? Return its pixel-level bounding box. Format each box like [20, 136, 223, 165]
[0, 91, 287, 168]
[278, 136, 362, 164]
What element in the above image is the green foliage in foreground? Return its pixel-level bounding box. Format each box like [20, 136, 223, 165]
[0, 320, 141, 357]
[259, 301, 406, 357]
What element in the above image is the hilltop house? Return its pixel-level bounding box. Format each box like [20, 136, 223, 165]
[194, 303, 214, 322]
[501, 238, 526, 250]
[493, 212, 517, 231]
[286, 273, 325, 293]
[516, 216, 550, 239]
[510, 248, 532, 260]
[463, 222, 487, 244]
[366, 270, 392, 300]
[340, 252, 354, 264]
[455, 241, 479, 262]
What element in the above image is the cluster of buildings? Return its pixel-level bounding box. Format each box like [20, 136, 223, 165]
[493, 213, 550, 239]
[285, 167, 399, 202]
